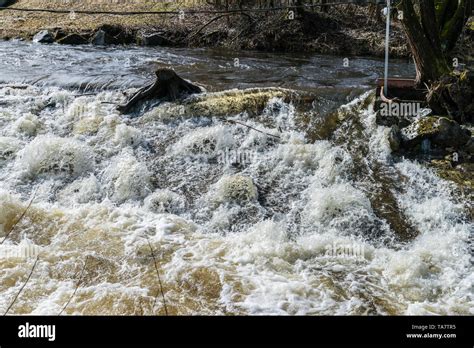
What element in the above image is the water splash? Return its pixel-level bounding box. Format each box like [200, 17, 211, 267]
[0, 46, 471, 315]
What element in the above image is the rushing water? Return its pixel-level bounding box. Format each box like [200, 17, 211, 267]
[0, 41, 472, 315]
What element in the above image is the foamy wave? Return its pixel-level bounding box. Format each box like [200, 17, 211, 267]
[0, 137, 23, 163]
[12, 113, 41, 137]
[170, 125, 234, 157]
[103, 150, 152, 203]
[0, 82, 471, 316]
[144, 189, 186, 214]
[16, 135, 93, 179]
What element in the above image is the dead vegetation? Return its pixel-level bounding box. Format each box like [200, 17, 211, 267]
[0, 0, 410, 57]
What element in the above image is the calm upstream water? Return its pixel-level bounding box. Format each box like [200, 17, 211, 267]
[0, 41, 472, 315]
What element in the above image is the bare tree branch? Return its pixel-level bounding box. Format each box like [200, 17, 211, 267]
[4, 257, 40, 316]
[145, 236, 168, 316]
[0, 189, 37, 245]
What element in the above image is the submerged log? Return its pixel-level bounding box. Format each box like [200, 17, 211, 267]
[117, 69, 203, 114]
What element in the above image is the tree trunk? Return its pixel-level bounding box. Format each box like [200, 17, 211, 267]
[399, 0, 450, 85]
[398, 0, 471, 85]
[321, 0, 329, 13]
[438, 0, 472, 52]
[294, 0, 305, 16]
[117, 69, 202, 114]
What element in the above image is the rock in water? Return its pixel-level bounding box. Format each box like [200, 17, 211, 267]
[465, 138, 474, 155]
[33, 30, 54, 44]
[387, 126, 400, 152]
[400, 116, 471, 149]
[91, 30, 108, 45]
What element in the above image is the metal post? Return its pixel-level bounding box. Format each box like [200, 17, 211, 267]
[384, 0, 391, 97]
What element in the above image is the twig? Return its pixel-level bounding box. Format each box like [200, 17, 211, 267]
[219, 117, 281, 139]
[145, 236, 168, 316]
[73, 93, 97, 97]
[188, 12, 254, 41]
[58, 256, 89, 315]
[0, 189, 37, 245]
[4, 257, 39, 316]
[3, 85, 29, 89]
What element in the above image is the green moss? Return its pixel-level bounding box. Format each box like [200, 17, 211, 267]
[187, 88, 291, 117]
[415, 116, 440, 136]
[141, 87, 299, 122]
[430, 159, 474, 189]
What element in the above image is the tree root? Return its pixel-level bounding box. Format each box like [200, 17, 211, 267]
[117, 68, 202, 114]
[427, 71, 473, 124]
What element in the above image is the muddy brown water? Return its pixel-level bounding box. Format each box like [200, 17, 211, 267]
[0, 41, 472, 315]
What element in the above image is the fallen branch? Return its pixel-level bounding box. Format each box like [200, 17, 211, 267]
[219, 117, 281, 139]
[2, 85, 29, 89]
[58, 256, 90, 315]
[188, 12, 254, 42]
[4, 257, 40, 316]
[73, 93, 97, 97]
[0, 189, 37, 245]
[145, 236, 168, 316]
[228, 24, 254, 45]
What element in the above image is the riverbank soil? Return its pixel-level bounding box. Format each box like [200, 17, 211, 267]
[0, 0, 409, 57]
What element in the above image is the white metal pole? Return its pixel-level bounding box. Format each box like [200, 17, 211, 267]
[384, 0, 391, 97]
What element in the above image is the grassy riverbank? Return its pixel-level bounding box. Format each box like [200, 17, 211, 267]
[0, 0, 410, 57]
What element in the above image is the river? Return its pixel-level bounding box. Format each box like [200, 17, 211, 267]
[0, 41, 472, 315]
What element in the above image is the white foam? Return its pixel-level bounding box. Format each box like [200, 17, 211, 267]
[275, 138, 331, 170]
[16, 135, 93, 179]
[206, 174, 258, 206]
[144, 189, 186, 214]
[12, 113, 41, 137]
[302, 183, 373, 230]
[0, 137, 22, 163]
[113, 124, 143, 148]
[170, 125, 234, 157]
[0, 84, 471, 316]
[102, 150, 152, 203]
[57, 175, 102, 205]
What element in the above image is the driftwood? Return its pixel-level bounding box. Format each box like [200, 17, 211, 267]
[117, 68, 202, 114]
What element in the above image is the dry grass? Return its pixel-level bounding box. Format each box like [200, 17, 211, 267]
[0, 0, 202, 38]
